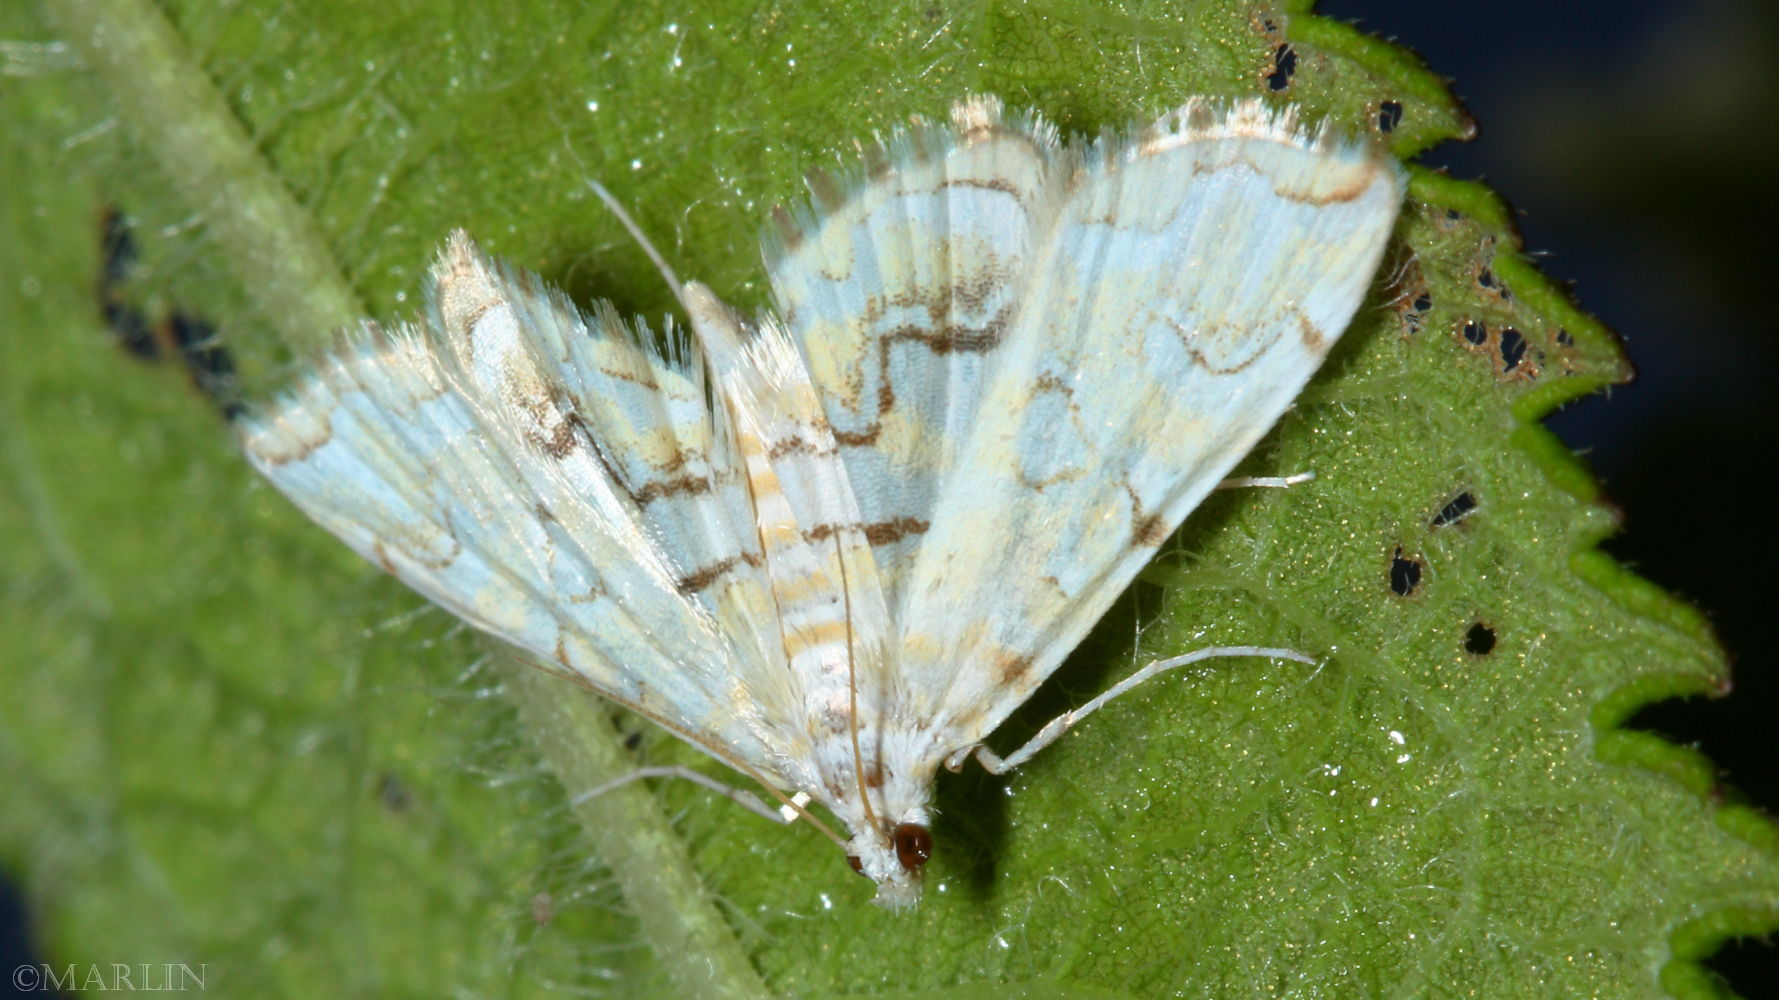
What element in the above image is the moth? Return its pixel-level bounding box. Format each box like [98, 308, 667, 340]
[239, 95, 1403, 908]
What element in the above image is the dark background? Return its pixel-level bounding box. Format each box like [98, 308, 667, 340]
[5, 0, 1774, 993]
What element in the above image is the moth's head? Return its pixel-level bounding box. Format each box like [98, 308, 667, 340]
[845, 816, 933, 910]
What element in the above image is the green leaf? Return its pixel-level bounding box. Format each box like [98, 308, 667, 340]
[4, 0, 1775, 996]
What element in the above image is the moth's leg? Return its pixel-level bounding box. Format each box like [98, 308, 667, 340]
[941, 745, 975, 773]
[969, 646, 1318, 775]
[572, 765, 801, 826]
[1216, 470, 1316, 490]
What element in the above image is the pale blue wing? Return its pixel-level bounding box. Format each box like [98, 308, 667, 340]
[240, 234, 801, 781]
[889, 100, 1405, 747]
[766, 97, 1064, 618]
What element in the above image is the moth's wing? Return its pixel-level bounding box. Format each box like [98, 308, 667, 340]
[684, 300, 903, 793]
[766, 96, 1063, 617]
[899, 99, 1405, 747]
[239, 233, 801, 782]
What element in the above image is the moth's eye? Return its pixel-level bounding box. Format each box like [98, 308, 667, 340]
[846, 855, 866, 876]
[892, 822, 932, 870]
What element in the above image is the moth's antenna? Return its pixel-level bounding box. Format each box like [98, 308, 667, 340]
[837, 533, 879, 834]
[587, 179, 687, 310]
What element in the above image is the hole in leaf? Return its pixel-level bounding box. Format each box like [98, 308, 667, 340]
[1462, 320, 1488, 345]
[1501, 327, 1529, 373]
[1432, 491, 1478, 528]
[1267, 44, 1296, 91]
[1413, 292, 1432, 313]
[1378, 101, 1403, 133]
[1498, 328, 1527, 371]
[1464, 622, 1497, 655]
[1390, 547, 1423, 597]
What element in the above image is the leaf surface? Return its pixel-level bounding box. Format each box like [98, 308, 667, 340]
[2, 0, 1774, 996]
